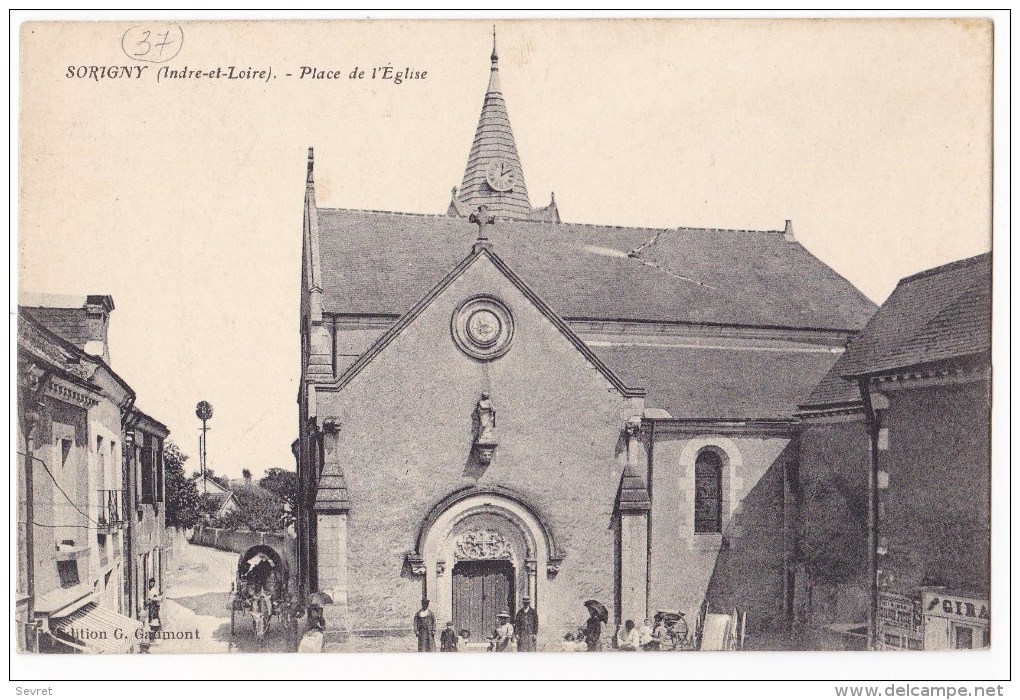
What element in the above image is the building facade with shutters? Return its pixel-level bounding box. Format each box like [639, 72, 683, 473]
[296, 36, 877, 650]
[17, 295, 170, 653]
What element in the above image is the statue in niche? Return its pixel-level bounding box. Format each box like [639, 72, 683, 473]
[474, 392, 498, 465]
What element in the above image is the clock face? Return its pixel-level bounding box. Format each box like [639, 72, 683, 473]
[485, 160, 517, 192]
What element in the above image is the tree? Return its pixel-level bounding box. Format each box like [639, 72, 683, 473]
[259, 467, 299, 527]
[242, 468, 252, 481]
[164, 441, 202, 529]
[216, 482, 284, 532]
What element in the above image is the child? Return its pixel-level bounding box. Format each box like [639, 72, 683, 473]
[440, 621, 458, 652]
[560, 632, 578, 652]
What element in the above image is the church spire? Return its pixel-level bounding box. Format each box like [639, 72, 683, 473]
[453, 27, 533, 220]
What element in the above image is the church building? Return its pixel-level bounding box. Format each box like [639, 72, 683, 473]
[296, 35, 876, 650]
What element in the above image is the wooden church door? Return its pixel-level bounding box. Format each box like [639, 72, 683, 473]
[452, 560, 514, 640]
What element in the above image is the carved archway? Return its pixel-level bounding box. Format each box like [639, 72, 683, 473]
[408, 487, 563, 626]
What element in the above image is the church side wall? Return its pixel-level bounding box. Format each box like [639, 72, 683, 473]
[649, 433, 791, 640]
[316, 257, 633, 650]
[794, 414, 870, 650]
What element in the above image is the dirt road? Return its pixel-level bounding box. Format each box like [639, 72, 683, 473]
[153, 540, 296, 654]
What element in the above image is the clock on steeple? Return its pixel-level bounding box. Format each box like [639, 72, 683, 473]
[485, 159, 517, 192]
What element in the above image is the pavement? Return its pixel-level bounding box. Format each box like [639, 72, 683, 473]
[151, 539, 297, 654]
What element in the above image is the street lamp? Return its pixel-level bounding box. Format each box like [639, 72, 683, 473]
[195, 401, 213, 494]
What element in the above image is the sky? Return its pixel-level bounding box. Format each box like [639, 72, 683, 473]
[17, 19, 993, 480]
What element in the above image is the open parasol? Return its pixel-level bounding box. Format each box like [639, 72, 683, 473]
[308, 591, 333, 606]
[584, 599, 609, 623]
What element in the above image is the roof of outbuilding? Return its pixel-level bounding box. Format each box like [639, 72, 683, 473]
[316, 208, 876, 332]
[596, 343, 840, 420]
[837, 253, 991, 378]
[798, 350, 862, 409]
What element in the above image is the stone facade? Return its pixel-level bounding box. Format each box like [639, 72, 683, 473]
[873, 379, 990, 597]
[309, 253, 641, 647]
[296, 38, 878, 652]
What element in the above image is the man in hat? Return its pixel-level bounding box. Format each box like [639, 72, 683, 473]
[413, 598, 436, 652]
[489, 611, 515, 652]
[514, 595, 539, 652]
[440, 621, 458, 652]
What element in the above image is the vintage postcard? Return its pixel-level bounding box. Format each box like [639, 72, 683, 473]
[14, 16, 998, 675]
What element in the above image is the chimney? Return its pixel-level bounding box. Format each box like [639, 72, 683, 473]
[83, 295, 115, 362]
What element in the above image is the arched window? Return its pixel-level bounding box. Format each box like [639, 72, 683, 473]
[694, 449, 723, 533]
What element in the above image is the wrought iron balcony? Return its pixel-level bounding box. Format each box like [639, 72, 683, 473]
[96, 489, 127, 531]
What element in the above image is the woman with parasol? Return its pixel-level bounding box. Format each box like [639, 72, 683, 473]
[583, 600, 608, 651]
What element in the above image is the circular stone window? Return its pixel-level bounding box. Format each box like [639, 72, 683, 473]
[452, 296, 514, 360]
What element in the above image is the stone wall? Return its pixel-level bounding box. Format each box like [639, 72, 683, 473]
[878, 380, 990, 597]
[191, 526, 297, 577]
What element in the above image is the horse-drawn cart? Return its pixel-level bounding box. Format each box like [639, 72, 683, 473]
[229, 544, 292, 640]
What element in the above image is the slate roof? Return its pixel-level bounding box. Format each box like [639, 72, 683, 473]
[618, 465, 651, 512]
[597, 343, 839, 420]
[314, 471, 350, 513]
[454, 39, 533, 219]
[17, 311, 98, 386]
[20, 306, 94, 351]
[837, 253, 991, 377]
[798, 349, 861, 409]
[316, 208, 876, 332]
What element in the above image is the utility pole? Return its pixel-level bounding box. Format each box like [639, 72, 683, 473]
[195, 401, 213, 494]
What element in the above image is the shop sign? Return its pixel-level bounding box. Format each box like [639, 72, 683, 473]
[922, 592, 990, 624]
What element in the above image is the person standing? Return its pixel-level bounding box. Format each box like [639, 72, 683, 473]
[514, 595, 539, 652]
[440, 621, 458, 652]
[145, 578, 162, 631]
[584, 608, 604, 651]
[413, 598, 436, 652]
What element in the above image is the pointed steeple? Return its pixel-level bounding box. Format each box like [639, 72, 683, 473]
[453, 27, 534, 220]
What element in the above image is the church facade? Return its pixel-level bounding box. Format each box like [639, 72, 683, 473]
[296, 37, 876, 650]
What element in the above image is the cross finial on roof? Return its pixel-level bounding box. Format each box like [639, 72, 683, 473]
[306, 147, 314, 185]
[491, 25, 498, 65]
[469, 205, 496, 241]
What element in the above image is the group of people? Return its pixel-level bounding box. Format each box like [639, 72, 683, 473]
[414, 595, 540, 652]
[413, 597, 691, 653]
[561, 611, 690, 652]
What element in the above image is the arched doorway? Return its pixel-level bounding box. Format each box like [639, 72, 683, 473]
[411, 487, 563, 642]
[449, 531, 516, 640]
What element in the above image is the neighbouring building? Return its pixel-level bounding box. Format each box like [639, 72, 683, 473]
[794, 253, 991, 651]
[17, 294, 170, 653]
[296, 35, 876, 650]
[123, 409, 170, 623]
[195, 474, 240, 520]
